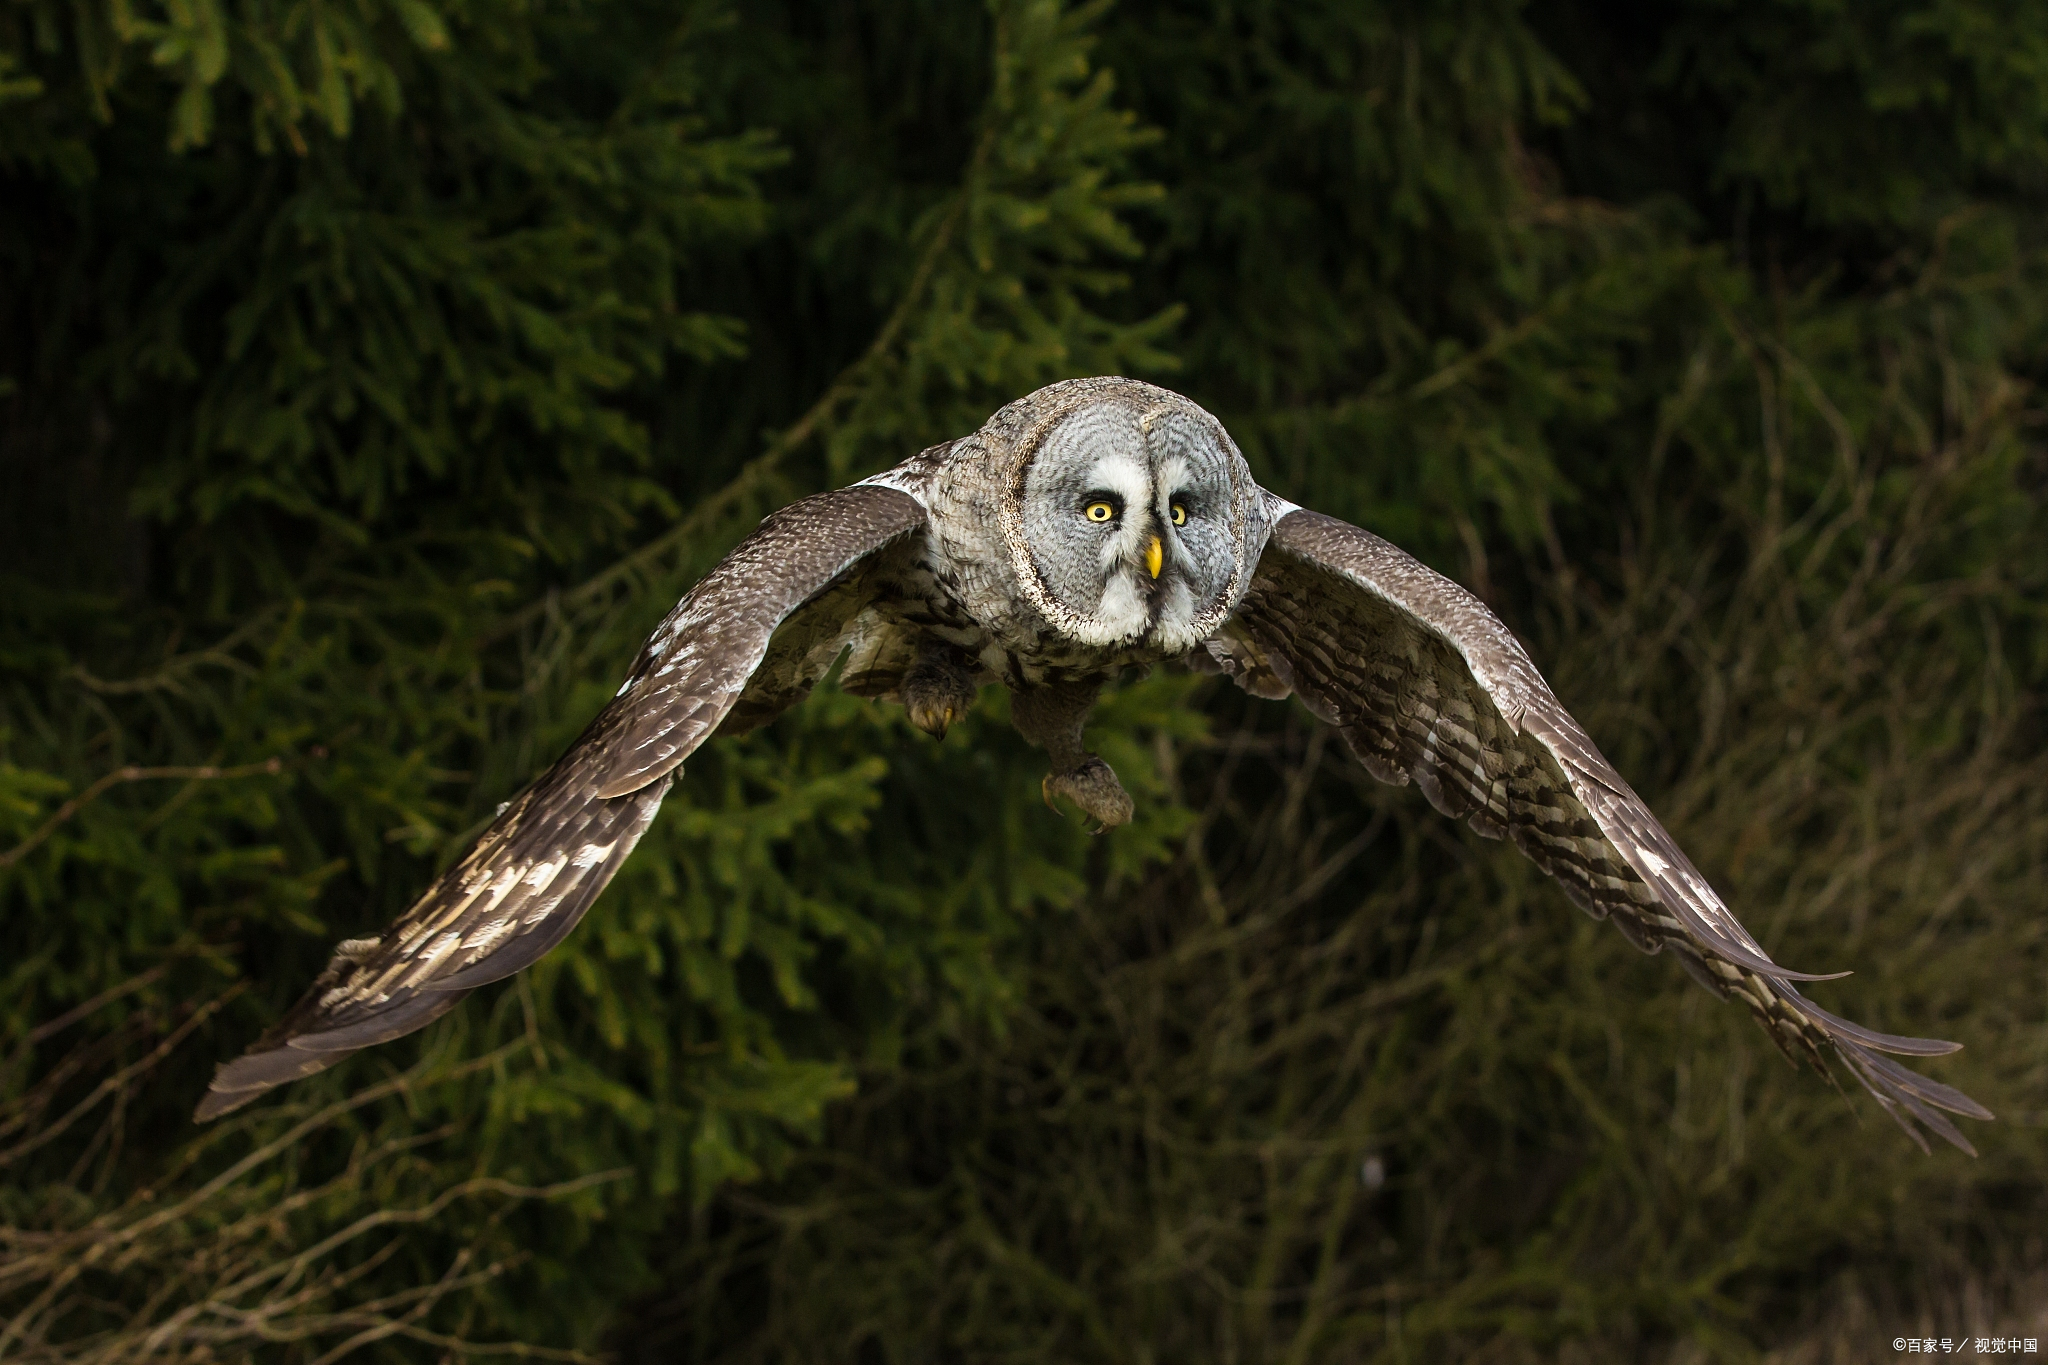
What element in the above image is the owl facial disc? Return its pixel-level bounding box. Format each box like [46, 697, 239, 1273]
[1012, 384, 1258, 653]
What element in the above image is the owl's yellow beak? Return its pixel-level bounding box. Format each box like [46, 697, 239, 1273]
[1145, 535, 1163, 580]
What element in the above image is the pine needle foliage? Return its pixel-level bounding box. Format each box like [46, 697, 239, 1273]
[4, 0, 2046, 1359]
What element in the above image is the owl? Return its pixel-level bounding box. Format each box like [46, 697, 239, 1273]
[196, 377, 1990, 1154]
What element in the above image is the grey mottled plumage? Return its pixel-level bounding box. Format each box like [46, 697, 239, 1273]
[197, 377, 1992, 1155]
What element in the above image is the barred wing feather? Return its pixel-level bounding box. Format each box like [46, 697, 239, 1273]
[196, 485, 928, 1120]
[1206, 502, 1991, 1154]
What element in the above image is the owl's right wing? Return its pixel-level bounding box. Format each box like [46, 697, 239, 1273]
[195, 482, 929, 1121]
[1203, 497, 1991, 1154]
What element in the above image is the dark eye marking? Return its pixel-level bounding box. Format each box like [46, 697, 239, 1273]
[1081, 493, 1123, 524]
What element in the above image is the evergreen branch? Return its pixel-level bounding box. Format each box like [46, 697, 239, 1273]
[1404, 304, 1557, 402]
[489, 122, 1001, 645]
[1264, 295, 1568, 436]
[64, 613, 275, 697]
[0, 760, 287, 871]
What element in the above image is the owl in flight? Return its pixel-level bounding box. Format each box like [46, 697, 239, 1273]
[197, 377, 1990, 1153]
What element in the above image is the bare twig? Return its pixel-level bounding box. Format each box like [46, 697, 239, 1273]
[0, 760, 286, 870]
[3, 1021, 623, 1363]
[24, 971, 169, 1048]
[0, 990, 239, 1171]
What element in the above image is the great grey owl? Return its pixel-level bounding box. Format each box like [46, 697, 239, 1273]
[196, 376, 1991, 1154]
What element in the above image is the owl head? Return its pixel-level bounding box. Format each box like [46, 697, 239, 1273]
[992, 378, 1268, 655]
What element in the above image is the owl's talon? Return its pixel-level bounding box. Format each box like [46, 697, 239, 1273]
[1042, 756, 1133, 830]
[904, 656, 978, 740]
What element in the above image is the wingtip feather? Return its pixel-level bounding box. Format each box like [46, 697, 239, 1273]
[192, 1046, 346, 1123]
[1801, 997, 1968, 1057]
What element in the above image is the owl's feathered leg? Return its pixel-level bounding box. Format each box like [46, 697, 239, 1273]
[1010, 680, 1133, 830]
[901, 639, 979, 740]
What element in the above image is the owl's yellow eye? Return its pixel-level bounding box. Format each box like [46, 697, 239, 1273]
[1170, 503, 1187, 526]
[1085, 501, 1116, 523]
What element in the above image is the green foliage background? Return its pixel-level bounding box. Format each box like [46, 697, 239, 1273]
[2, 0, 2043, 1358]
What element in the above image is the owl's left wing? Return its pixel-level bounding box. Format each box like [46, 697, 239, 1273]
[1203, 498, 1992, 1154]
[195, 484, 927, 1121]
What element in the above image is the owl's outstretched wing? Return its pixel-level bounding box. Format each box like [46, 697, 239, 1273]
[1203, 498, 1991, 1154]
[196, 484, 928, 1121]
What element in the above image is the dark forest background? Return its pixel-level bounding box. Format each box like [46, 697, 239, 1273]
[3, 1, 2046, 1359]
